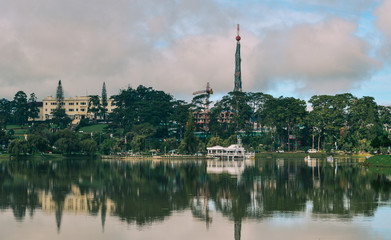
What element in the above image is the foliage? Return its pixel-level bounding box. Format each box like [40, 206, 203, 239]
[12, 91, 29, 125]
[80, 139, 97, 156]
[8, 139, 29, 156]
[88, 95, 101, 120]
[27, 134, 49, 153]
[52, 81, 71, 128]
[0, 128, 12, 147]
[56, 80, 64, 102]
[53, 129, 80, 155]
[0, 98, 11, 128]
[207, 136, 224, 147]
[100, 138, 121, 155]
[52, 108, 71, 128]
[28, 93, 40, 121]
[101, 82, 108, 119]
[110, 85, 174, 136]
[130, 135, 146, 152]
[178, 111, 198, 154]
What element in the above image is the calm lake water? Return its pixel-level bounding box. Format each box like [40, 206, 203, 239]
[1, 157, 390, 240]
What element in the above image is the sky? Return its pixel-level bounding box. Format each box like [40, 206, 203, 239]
[1, 0, 391, 105]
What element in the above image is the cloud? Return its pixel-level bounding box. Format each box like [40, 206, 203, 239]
[0, 0, 383, 101]
[0, 0, 235, 99]
[246, 18, 380, 95]
[375, 0, 391, 61]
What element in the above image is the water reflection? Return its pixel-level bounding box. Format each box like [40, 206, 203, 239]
[0, 157, 390, 239]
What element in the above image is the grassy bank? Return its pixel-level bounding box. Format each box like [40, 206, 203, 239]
[78, 124, 108, 133]
[363, 155, 391, 167]
[256, 152, 327, 158]
[0, 153, 87, 162]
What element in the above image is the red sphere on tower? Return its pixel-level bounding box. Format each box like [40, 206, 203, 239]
[236, 35, 241, 41]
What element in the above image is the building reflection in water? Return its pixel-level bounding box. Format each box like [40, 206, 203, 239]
[39, 184, 115, 232]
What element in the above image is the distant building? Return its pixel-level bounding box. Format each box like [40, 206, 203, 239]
[193, 110, 210, 132]
[39, 96, 116, 124]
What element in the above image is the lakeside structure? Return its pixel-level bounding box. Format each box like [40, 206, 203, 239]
[207, 136, 255, 160]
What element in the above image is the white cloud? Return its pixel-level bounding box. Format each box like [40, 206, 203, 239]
[375, 0, 391, 61]
[246, 18, 379, 95]
[0, 0, 383, 101]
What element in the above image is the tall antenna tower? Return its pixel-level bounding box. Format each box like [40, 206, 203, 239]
[234, 24, 242, 92]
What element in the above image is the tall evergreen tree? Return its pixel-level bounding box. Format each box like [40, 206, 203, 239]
[56, 80, 64, 105]
[52, 80, 71, 128]
[101, 82, 108, 119]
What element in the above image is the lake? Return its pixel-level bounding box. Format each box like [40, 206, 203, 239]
[0, 157, 390, 240]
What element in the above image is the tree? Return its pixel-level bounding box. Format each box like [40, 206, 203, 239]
[178, 111, 199, 154]
[53, 129, 80, 155]
[130, 135, 146, 153]
[80, 139, 97, 156]
[12, 91, 29, 125]
[308, 94, 353, 151]
[56, 80, 64, 103]
[28, 134, 49, 153]
[101, 82, 108, 120]
[207, 136, 224, 147]
[111, 85, 174, 135]
[8, 139, 29, 156]
[247, 92, 273, 131]
[0, 98, 11, 128]
[100, 138, 121, 155]
[88, 95, 101, 121]
[52, 80, 71, 128]
[348, 96, 382, 151]
[28, 93, 40, 121]
[170, 100, 191, 139]
[0, 128, 11, 147]
[263, 96, 306, 151]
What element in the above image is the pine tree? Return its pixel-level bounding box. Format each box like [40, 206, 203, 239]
[56, 80, 64, 106]
[101, 82, 108, 119]
[52, 80, 70, 128]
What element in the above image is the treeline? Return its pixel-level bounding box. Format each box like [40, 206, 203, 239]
[1, 84, 391, 155]
[0, 91, 40, 127]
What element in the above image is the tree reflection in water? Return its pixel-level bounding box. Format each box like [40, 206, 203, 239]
[0, 157, 390, 239]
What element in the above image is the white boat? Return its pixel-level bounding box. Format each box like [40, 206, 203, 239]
[207, 136, 255, 160]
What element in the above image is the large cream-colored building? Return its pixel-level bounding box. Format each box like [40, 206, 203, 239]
[40, 96, 116, 124]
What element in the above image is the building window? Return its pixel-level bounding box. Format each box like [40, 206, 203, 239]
[45, 102, 48, 105]
[76, 109, 78, 111]
[69, 102, 74, 105]
[80, 102, 86, 105]
[80, 109, 85, 112]
[45, 109, 47, 112]
[69, 109, 74, 112]
[76, 102, 79, 105]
